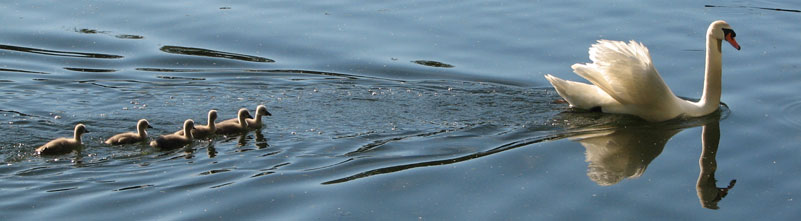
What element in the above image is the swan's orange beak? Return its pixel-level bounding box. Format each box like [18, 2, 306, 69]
[725, 33, 740, 50]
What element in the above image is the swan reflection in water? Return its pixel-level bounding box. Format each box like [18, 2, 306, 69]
[556, 109, 736, 209]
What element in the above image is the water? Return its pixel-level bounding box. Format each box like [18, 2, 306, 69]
[1, 0, 800, 219]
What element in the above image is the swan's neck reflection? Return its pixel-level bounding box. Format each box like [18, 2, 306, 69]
[696, 121, 736, 209]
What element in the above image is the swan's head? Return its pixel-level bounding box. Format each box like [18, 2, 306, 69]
[709, 20, 740, 50]
[75, 123, 89, 135]
[256, 105, 272, 117]
[137, 119, 153, 130]
[208, 110, 218, 121]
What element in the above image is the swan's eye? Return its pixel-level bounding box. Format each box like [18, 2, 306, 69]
[722, 28, 736, 38]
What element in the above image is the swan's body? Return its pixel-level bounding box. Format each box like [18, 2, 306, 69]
[544, 20, 740, 122]
[220, 105, 271, 129]
[215, 108, 253, 134]
[150, 119, 195, 149]
[106, 119, 152, 145]
[175, 110, 217, 138]
[36, 124, 89, 155]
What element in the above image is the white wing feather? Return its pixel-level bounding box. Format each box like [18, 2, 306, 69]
[571, 40, 675, 105]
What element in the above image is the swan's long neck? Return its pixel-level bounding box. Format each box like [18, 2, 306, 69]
[690, 34, 723, 116]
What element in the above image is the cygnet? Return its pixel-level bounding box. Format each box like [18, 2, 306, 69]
[150, 119, 195, 149]
[215, 108, 252, 134]
[36, 124, 90, 155]
[175, 110, 217, 138]
[220, 105, 271, 129]
[105, 119, 152, 145]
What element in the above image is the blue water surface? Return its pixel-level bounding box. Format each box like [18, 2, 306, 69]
[1, 0, 799, 220]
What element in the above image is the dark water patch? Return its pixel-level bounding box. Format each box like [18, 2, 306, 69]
[46, 187, 78, 193]
[209, 182, 234, 189]
[159, 46, 275, 63]
[199, 169, 232, 176]
[0, 109, 36, 118]
[260, 151, 281, 157]
[113, 184, 154, 191]
[250, 162, 290, 177]
[705, 4, 801, 13]
[0, 44, 123, 59]
[0, 68, 50, 75]
[136, 68, 366, 81]
[156, 75, 206, 81]
[73, 28, 144, 40]
[235, 148, 254, 153]
[136, 68, 205, 73]
[64, 67, 117, 73]
[411, 60, 454, 68]
[248, 69, 363, 80]
[74, 28, 109, 34]
[114, 34, 144, 40]
[14, 166, 62, 176]
[250, 171, 274, 178]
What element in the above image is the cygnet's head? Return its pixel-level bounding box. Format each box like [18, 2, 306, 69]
[137, 119, 153, 130]
[256, 105, 272, 117]
[183, 119, 195, 130]
[238, 108, 253, 119]
[208, 110, 218, 121]
[75, 124, 89, 135]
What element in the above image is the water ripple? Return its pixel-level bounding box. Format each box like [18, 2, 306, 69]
[780, 99, 801, 129]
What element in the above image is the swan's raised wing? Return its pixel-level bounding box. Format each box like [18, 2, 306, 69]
[571, 40, 675, 105]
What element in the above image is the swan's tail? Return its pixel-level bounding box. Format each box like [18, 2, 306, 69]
[544, 74, 617, 110]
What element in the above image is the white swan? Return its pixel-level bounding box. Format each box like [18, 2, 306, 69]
[544, 20, 740, 122]
[175, 110, 217, 138]
[105, 119, 152, 145]
[36, 124, 89, 155]
[150, 119, 195, 149]
[220, 105, 271, 129]
[215, 108, 252, 134]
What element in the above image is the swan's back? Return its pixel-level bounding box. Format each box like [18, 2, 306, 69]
[547, 40, 686, 121]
